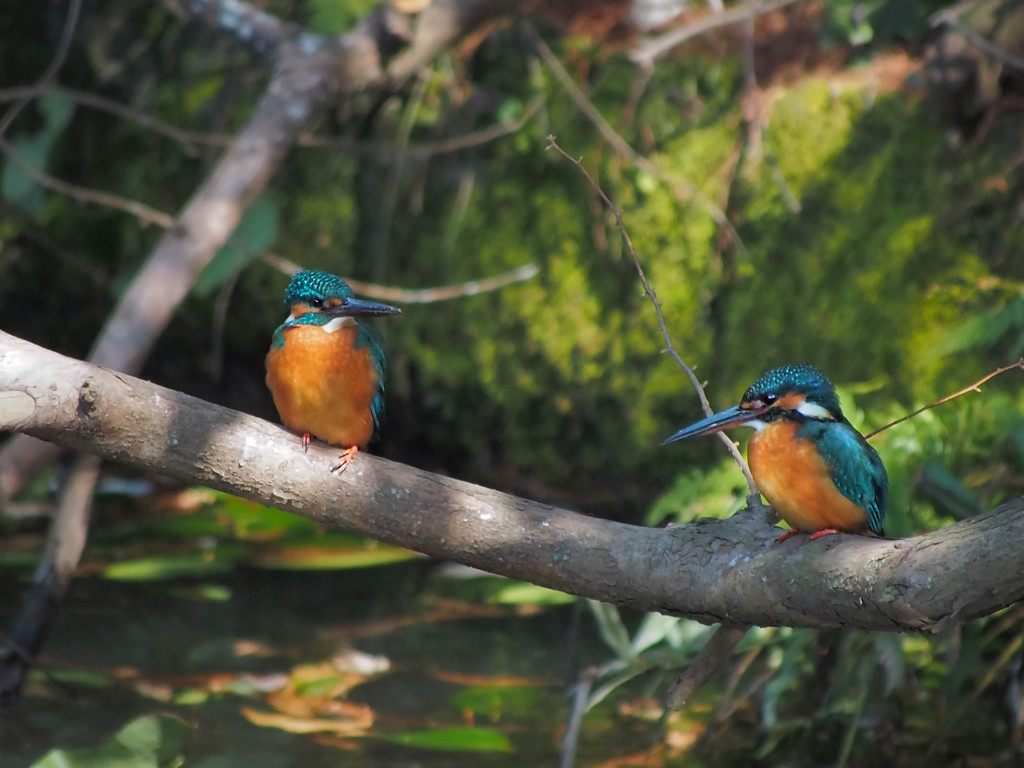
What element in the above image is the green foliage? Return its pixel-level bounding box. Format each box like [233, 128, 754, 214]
[30, 715, 191, 768]
[194, 194, 279, 297]
[307, 0, 377, 35]
[375, 727, 513, 753]
[1, 92, 74, 216]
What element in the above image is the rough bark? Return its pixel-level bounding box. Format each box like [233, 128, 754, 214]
[3, 330, 1023, 633]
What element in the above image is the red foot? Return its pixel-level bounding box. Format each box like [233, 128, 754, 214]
[301, 433, 311, 453]
[776, 528, 841, 543]
[808, 528, 840, 541]
[331, 446, 359, 474]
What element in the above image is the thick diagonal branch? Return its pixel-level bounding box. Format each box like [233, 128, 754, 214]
[3, 331, 1023, 633]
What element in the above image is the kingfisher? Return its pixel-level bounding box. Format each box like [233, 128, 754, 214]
[663, 364, 887, 541]
[265, 270, 400, 472]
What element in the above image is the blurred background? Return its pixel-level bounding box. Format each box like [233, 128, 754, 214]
[3, 0, 1024, 765]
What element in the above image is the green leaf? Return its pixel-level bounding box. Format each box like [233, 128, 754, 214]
[103, 550, 238, 581]
[587, 600, 635, 661]
[30, 714, 191, 768]
[378, 727, 513, 753]
[487, 581, 575, 606]
[449, 685, 541, 719]
[39, 91, 75, 133]
[193, 194, 279, 297]
[1, 92, 75, 215]
[2, 133, 49, 214]
[251, 539, 420, 570]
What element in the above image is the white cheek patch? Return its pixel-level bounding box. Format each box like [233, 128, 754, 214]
[796, 401, 833, 420]
[321, 316, 356, 333]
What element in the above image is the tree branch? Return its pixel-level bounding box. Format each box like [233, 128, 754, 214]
[3, 330, 1023, 633]
[630, 0, 808, 65]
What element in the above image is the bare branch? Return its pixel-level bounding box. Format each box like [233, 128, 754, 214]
[3, 330, 1024, 632]
[0, 136, 176, 227]
[866, 360, 1024, 440]
[162, 0, 295, 55]
[665, 624, 748, 710]
[545, 136, 759, 498]
[297, 94, 544, 157]
[262, 253, 539, 303]
[931, 7, 1024, 73]
[0, 0, 81, 141]
[630, 0, 808, 65]
[0, 86, 233, 153]
[526, 22, 746, 255]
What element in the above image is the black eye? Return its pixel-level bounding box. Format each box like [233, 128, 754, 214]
[763, 393, 778, 405]
[309, 297, 324, 308]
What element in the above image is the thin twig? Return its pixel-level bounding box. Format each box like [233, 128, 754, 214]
[546, 136, 758, 496]
[0, 85, 540, 165]
[0, 0, 81, 141]
[298, 95, 545, 156]
[931, 8, 1024, 73]
[262, 252, 539, 303]
[0, 85, 233, 153]
[665, 624, 749, 710]
[559, 667, 595, 768]
[0, 136, 175, 228]
[866, 360, 1024, 440]
[526, 21, 747, 257]
[630, 0, 807, 65]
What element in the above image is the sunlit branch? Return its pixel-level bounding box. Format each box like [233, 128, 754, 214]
[262, 252, 539, 303]
[162, 0, 293, 55]
[630, 0, 808, 65]
[526, 22, 746, 257]
[866, 360, 1024, 440]
[545, 136, 759, 498]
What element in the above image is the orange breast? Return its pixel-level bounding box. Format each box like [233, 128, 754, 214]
[265, 323, 378, 449]
[748, 420, 870, 534]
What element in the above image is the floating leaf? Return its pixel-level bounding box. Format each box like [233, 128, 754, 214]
[30, 714, 191, 768]
[450, 685, 541, 719]
[251, 539, 420, 570]
[103, 550, 238, 581]
[378, 727, 513, 753]
[488, 581, 574, 606]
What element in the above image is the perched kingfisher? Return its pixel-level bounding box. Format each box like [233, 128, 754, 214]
[265, 270, 400, 472]
[663, 364, 888, 540]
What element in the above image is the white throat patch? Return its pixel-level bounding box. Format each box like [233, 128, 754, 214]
[795, 400, 833, 420]
[321, 316, 355, 333]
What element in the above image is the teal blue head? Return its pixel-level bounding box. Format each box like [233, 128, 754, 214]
[285, 270, 400, 320]
[663, 364, 845, 444]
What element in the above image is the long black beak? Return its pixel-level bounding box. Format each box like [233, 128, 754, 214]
[325, 297, 401, 318]
[662, 404, 762, 445]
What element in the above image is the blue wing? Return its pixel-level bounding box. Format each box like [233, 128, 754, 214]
[798, 420, 888, 535]
[355, 322, 387, 431]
